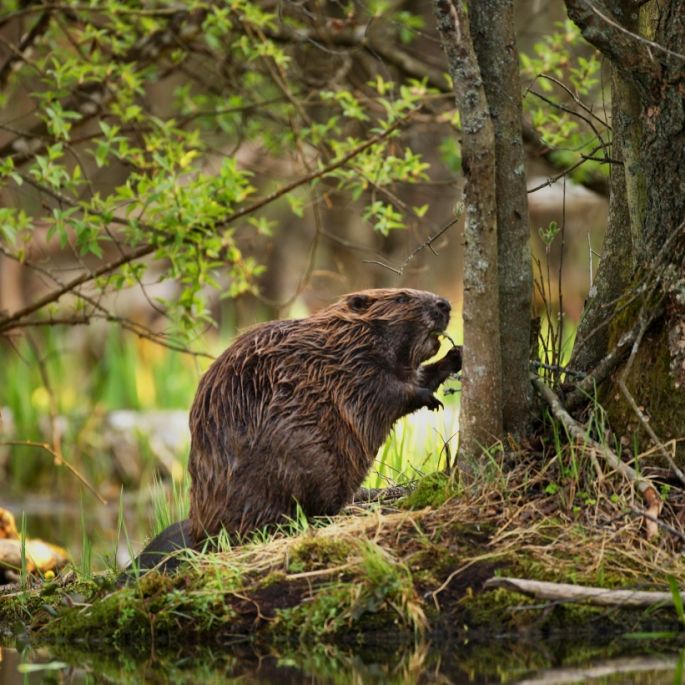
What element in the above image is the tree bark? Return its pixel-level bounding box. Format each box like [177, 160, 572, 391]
[433, 0, 503, 465]
[566, 0, 685, 452]
[470, 0, 533, 436]
[570, 60, 636, 373]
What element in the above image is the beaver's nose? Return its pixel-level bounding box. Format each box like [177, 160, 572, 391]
[436, 298, 451, 315]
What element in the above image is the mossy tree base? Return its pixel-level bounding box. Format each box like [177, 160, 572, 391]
[604, 326, 685, 465]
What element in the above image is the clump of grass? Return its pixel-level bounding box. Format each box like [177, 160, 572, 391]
[150, 473, 190, 536]
[367, 404, 460, 490]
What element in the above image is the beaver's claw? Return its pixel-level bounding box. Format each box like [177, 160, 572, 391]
[424, 392, 444, 412]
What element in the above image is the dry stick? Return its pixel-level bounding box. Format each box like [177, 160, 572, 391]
[618, 381, 685, 485]
[538, 73, 612, 130]
[511, 656, 678, 685]
[527, 143, 609, 194]
[484, 576, 685, 608]
[532, 376, 662, 537]
[557, 177, 566, 382]
[362, 214, 461, 275]
[527, 89, 608, 151]
[628, 506, 685, 543]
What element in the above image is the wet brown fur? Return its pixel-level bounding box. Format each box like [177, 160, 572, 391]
[187, 288, 461, 541]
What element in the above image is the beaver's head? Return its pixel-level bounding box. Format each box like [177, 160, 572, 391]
[328, 288, 452, 370]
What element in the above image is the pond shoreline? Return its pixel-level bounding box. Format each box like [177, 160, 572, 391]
[3, 472, 685, 674]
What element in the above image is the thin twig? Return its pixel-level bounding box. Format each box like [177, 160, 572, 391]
[587, 1, 685, 62]
[532, 375, 662, 537]
[527, 143, 608, 193]
[564, 306, 662, 411]
[557, 176, 566, 381]
[0, 440, 105, 504]
[628, 507, 685, 543]
[527, 88, 607, 151]
[537, 74, 611, 130]
[363, 214, 460, 275]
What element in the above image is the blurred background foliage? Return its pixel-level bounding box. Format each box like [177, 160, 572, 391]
[0, 0, 610, 560]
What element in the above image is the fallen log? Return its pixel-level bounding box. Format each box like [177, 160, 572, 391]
[485, 576, 684, 608]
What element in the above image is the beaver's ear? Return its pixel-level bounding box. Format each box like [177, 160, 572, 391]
[347, 294, 372, 311]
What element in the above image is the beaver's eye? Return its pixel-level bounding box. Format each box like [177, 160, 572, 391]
[348, 294, 371, 311]
[396, 294, 410, 304]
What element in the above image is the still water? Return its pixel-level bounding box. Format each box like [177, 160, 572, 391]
[0, 640, 683, 684]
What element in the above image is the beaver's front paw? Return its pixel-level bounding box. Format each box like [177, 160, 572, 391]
[418, 388, 443, 412]
[444, 346, 462, 374]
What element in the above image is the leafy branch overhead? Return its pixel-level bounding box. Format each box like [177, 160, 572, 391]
[0, 2, 440, 339]
[0, 1, 610, 344]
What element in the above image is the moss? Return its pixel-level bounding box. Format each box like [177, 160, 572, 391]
[287, 536, 353, 574]
[255, 570, 286, 589]
[605, 327, 685, 464]
[40, 568, 239, 650]
[399, 472, 457, 510]
[272, 541, 424, 642]
[406, 546, 459, 586]
[0, 590, 45, 626]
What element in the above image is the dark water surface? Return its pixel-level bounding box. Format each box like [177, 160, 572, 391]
[0, 638, 683, 684]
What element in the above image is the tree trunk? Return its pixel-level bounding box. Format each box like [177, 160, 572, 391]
[566, 0, 685, 453]
[433, 0, 503, 466]
[470, 0, 533, 437]
[570, 60, 636, 373]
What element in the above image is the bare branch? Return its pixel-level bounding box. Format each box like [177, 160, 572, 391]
[485, 576, 684, 607]
[0, 440, 105, 504]
[563, 0, 662, 93]
[527, 143, 609, 193]
[0, 10, 52, 89]
[363, 215, 460, 275]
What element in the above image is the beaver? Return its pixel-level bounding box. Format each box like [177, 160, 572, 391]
[129, 288, 461, 573]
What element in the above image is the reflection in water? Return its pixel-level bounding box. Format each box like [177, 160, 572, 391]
[0, 641, 684, 684]
[0, 646, 85, 684]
